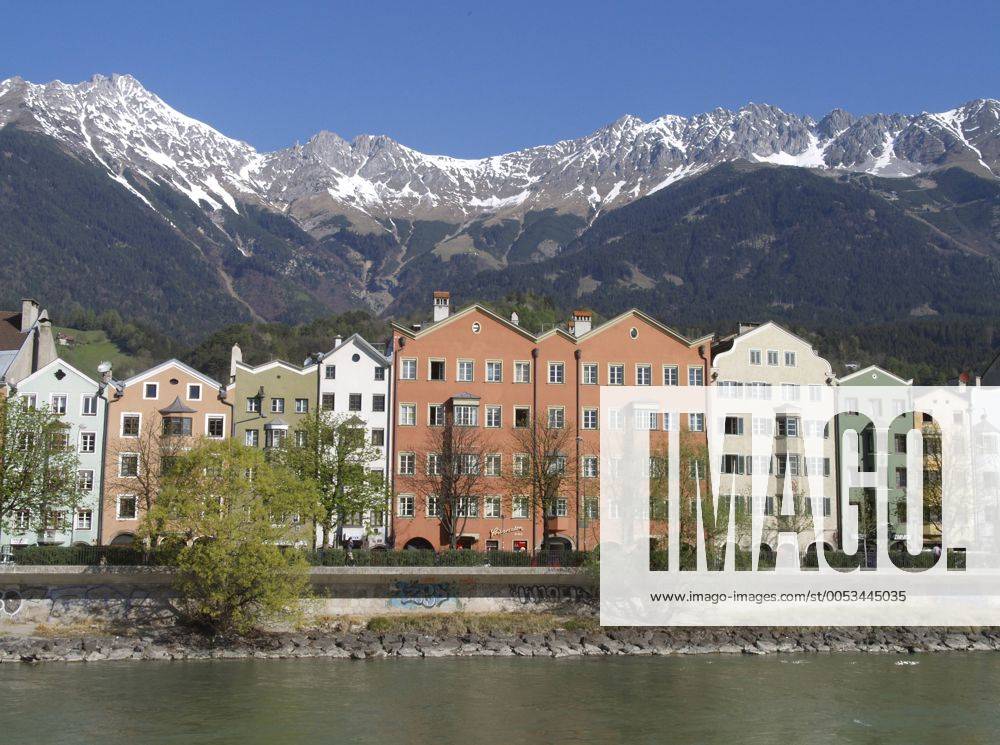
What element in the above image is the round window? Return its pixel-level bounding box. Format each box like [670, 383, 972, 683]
[169, 378, 179, 385]
[472, 322, 482, 334]
[352, 353, 361, 362]
[629, 327, 639, 339]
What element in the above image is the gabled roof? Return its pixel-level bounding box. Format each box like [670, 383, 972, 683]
[233, 358, 315, 376]
[124, 358, 222, 391]
[0, 311, 28, 353]
[322, 333, 391, 365]
[15, 358, 99, 389]
[392, 303, 711, 347]
[838, 365, 912, 386]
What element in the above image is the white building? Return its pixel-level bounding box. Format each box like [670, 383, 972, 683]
[711, 322, 838, 554]
[318, 334, 392, 547]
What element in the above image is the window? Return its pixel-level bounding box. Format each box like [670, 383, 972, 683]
[50, 394, 67, 415]
[79, 431, 96, 453]
[295, 430, 308, 448]
[15, 510, 30, 531]
[119, 453, 139, 478]
[371, 428, 385, 447]
[247, 397, 260, 413]
[51, 430, 70, 450]
[78, 469, 94, 491]
[459, 454, 480, 475]
[81, 395, 98, 416]
[688, 366, 704, 386]
[45, 511, 67, 531]
[776, 415, 799, 437]
[398, 452, 415, 475]
[635, 409, 657, 430]
[245, 429, 259, 447]
[485, 539, 499, 551]
[548, 406, 565, 429]
[22, 394, 36, 409]
[548, 362, 565, 384]
[749, 349, 762, 366]
[688, 413, 704, 432]
[207, 416, 225, 438]
[365, 393, 382, 413]
[547, 455, 567, 475]
[752, 417, 773, 436]
[636, 364, 652, 386]
[295, 398, 309, 414]
[766, 350, 779, 366]
[322, 393, 335, 411]
[749, 455, 772, 475]
[514, 361, 531, 383]
[788, 455, 801, 477]
[895, 467, 907, 488]
[781, 384, 800, 402]
[486, 360, 503, 383]
[458, 496, 479, 517]
[162, 417, 192, 436]
[514, 406, 531, 428]
[265, 429, 286, 449]
[325, 364, 336, 380]
[399, 403, 416, 426]
[764, 496, 775, 516]
[457, 360, 474, 382]
[485, 496, 502, 518]
[721, 454, 745, 474]
[117, 495, 138, 520]
[583, 363, 598, 385]
[485, 454, 501, 476]
[143, 382, 158, 400]
[187, 384, 202, 401]
[582, 455, 598, 478]
[429, 359, 446, 381]
[662, 412, 676, 431]
[895, 433, 907, 453]
[582, 407, 598, 430]
[723, 416, 744, 435]
[397, 495, 415, 517]
[426, 495, 440, 517]
[76, 510, 93, 530]
[784, 351, 797, 367]
[454, 404, 479, 426]
[348, 393, 362, 411]
[400, 359, 416, 380]
[806, 457, 830, 477]
[747, 382, 772, 400]
[663, 365, 679, 386]
[584, 498, 599, 520]
[549, 498, 568, 517]
[512, 496, 530, 519]
[426, 453, 441, 476]
[608, 364, 624, 385]
[374, 367, 386, 381]
[513, 454, 529, 477]
[271, 398, 285, 414]
[428, 405, 445, 426]
[485, 405, 502, 428]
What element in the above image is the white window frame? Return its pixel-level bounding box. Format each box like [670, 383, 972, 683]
[514, 361, 531, 384]
[485, 453, 501, 477]
[547, 406, 566, 429]
[582, 363, 598, 385]
[485, 360, 503, 383]
[582, 407, 599, 430]
[688, 413, 704, 432]
[118, 452, 140, 478]
[81, 395, 98, 417]
[116, 494, 138, 521]
[484, 496, 502, 518]
[662, 365, 679, 386]
[400, 359, 417, 381]
[50, 393, 68, 415]
[749, 348, 762, 366]
[271, 397, 285, 414]
[687, 366, 704, 386]
[143, 382, 159, 400]
[548, 362, 565, 384]
[608, 363, 624, 386]
[398, 452, 416, 476]
[78, 469, 95, 492]
[397, 494, 415, 518]
[785, 351, 797, 367]
[636, 364, 652, 386]
[766, 350, 779, 367]
[75, 509, 93, 531]
[206, 415, 226, 439]
[187, 383, 202, 401]
[428, 358, 447, 381]
[295, 398, 309, 414]
[485, 405, 502, 428]
[78, 431, 96, 453]
[512, 496, 530, 519]
[456, 359, 475, 383]
[245, 429, 260, 447]
[399, 403, 416, 426]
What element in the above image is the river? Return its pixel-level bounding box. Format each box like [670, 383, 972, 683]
[0, 654, 994, 743]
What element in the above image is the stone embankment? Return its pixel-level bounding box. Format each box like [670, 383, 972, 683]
[4, 627, 1000, 664]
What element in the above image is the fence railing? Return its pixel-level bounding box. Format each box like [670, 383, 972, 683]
[5, 545, 592, 568]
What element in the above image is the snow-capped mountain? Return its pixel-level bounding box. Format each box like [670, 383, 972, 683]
[0, 74, 996, 232]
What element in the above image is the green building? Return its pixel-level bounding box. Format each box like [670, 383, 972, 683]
[228, 345, 317, 449]
[835, 365, 913, 550]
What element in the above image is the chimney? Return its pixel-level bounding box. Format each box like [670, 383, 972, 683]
[572, 309, 592, 337]
[20, 299, 39, 332]
[334, 335, 343, 349]
[738, 322, 759, 335]
[230, 343, 242, 382]
[510, 311, 519, 326]
[433, 291, 451, 323]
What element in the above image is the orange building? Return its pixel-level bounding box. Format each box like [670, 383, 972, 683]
[100, 359, 229, 545]
[389, 292, 713, 552]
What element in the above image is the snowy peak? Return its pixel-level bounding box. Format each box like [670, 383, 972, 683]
[0, 75, 996, 225]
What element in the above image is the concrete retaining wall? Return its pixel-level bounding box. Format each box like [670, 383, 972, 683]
[0, 566, 597, 627]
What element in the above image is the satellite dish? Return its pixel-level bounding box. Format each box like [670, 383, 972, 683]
[97, 361, 112, 374]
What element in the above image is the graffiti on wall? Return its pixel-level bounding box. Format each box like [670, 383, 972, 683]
[0, 584, 170, 623]
[388, 581, 460, 609]
[508, 584, 594, 605]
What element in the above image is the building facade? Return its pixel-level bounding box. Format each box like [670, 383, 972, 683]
[317, 334, 392, 547]
[5, 359, 106, 546]
[711, 322, 838, 553]
[228, 347, 316, 451]
[390, 292, 712, 552]
[101, 359, 228, 545]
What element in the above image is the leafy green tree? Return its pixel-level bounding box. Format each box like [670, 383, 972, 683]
[274, 411, 387, 549]
[143, 439, 320, 634]
[0, 395, 82, 542]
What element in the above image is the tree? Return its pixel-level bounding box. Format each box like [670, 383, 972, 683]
[105, 410, 188, 547]
[274, 411, 387, 548]
[0, 395, 82, 542]
[414, 402, 493, 549]
[143, 439, 320, 634]
[506, 413, 577, 551]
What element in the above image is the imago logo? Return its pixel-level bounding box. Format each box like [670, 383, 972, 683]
[599, 386, 1000, 626]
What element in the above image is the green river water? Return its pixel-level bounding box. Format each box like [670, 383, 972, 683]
[0, 654, 995, 744]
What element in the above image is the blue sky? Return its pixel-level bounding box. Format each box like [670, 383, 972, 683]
[3, 0, 997, 158]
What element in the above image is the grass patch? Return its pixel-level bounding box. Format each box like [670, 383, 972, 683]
[54, 327, 144, 378]
[362, 612, 600, 636]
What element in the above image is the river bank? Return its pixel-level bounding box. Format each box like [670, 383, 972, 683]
[5, 624, 1000, 664]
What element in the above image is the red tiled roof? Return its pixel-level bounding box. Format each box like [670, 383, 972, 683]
[0, 312, 27, 352]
